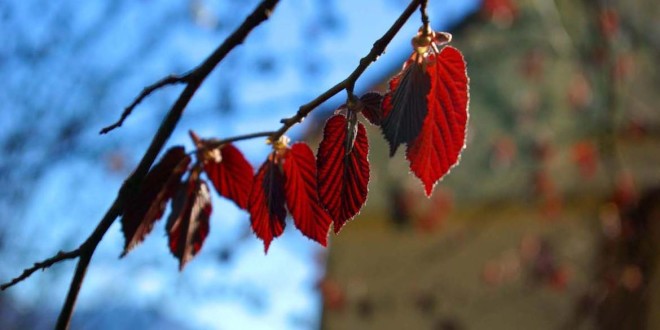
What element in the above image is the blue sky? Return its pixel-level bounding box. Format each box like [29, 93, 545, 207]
[0, 0, 480, 328]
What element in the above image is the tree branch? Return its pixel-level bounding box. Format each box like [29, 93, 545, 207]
[99, 74, 189, 134]
[269, 0, 424, 142]
[206, 131, 277, 148]
[199, 0, 424, 150]
[0, 249, 80, 291]
[55, 199, 123, 330]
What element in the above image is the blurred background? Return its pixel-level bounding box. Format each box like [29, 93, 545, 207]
[1, 0, 659, 329]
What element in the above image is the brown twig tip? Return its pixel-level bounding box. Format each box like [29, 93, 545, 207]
[99, 74, 189, 135]
[1, 249, 80, 291]
[420, 0, 430, 30]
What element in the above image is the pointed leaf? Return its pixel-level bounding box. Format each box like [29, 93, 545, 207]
[121, 146, 190, 257]
[166, 178, 212, 270]
[407, 46, 469, 196]
[204, 143, 254, 210]
[381, 59, 431, 156]
[359, 92, 384, 126]
[317, 115, 370, 233]
[248, 156, 286, 252]
[282, 143, 332, 246]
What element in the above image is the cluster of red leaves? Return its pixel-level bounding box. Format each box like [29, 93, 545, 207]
[249, 115, 371, 252]
[249, 143, 334, 252]
[380, 30, 469, 196]
[120, 134, 254, 269]
[119, 122, 371, 262]
[119, 29, 470, 264]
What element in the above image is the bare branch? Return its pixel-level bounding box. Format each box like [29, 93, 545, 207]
[100, 74, 188, 134]
[204, 131, 277, 149]
[0, 249, 80, 291]
[195, 0, 425, 152]
[270, 0, 424, 142]
[55, 200, 123, 330]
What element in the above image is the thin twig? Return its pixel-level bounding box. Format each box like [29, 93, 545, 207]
[54, 1, 282, 329]
[194, 0, 424, 152]
[55, 200, 123, 330]
[270, 0, 424, 142]
[0, 249, 80, 291]
[205, 131, 277, 149]
[420, 0, 430, 31]
[100, 74, 189, 134]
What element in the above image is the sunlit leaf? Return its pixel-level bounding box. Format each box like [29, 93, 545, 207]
[248, 155, 286, 253]
[406, 46, 469, 196]
[317, 114, 370, 233]
[282, 143, 332, 246]
[204, 143, 254, 210]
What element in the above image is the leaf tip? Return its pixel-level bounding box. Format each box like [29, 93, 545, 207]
[315, 233, 329, 247]
[332, 222, 345, 235]
[423, 181, 435, 198]
[388, 144, 399, 157]
[263, 239, 273, 254]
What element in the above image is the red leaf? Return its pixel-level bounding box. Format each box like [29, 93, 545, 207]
[406, 46, 469, 196]
[282, 143, 332, 245]
[317, 115, 370, 233]
[204, 143, 254, 210]
[166, 177, 213, 270]
[381, 59, 431, 156]
[359, 92, 384, 126]
[121, 146, 190, 257]
[248, 156, 286, 253]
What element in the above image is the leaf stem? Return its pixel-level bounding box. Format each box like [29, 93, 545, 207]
[205, 131, 277, 149]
